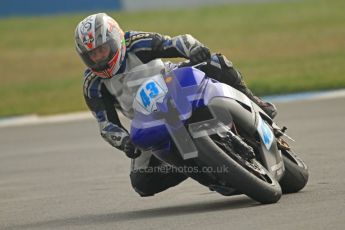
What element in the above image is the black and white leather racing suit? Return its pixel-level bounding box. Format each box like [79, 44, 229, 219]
[83, 31, 252, 197]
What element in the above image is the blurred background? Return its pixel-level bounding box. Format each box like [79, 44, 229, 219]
[0, 0, 344, 117]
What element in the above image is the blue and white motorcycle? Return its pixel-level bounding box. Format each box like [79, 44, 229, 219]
[117, 59, 308, 204]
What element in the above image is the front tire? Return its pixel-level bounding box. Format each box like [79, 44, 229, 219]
[194, 136, 282, 204]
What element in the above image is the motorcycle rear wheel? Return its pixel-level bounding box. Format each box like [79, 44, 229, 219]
[279, 149, 309, 193]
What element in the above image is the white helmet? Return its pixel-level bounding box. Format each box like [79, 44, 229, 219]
[75, 13, 126, 78]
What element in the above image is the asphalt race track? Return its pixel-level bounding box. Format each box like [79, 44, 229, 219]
[1, 97, 345, 230]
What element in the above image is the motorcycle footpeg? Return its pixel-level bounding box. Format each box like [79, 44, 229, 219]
[277, 138, 291, 150]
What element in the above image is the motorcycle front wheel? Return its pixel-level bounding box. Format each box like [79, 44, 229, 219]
[193, 135, 282, 204]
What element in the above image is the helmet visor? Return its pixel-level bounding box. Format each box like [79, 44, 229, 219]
[80, 39, 119, 71]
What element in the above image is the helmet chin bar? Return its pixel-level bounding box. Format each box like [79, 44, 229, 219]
[91, 69, 113, 79]
[103, 70, 111, 78]
[91, 51, 120, 79]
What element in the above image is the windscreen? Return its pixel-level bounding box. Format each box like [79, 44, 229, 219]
[103, 59, 167, 118]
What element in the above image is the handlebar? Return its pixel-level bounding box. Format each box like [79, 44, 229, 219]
[178, 61, 209, 68]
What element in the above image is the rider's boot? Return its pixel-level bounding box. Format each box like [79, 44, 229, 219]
[211, 54, 278, 119]
[233, 78, 278, 119]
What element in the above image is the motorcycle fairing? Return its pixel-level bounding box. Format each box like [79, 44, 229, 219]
[130, 65, 282, 170]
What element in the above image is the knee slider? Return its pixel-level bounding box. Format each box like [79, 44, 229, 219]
[130, 172, 155, 197]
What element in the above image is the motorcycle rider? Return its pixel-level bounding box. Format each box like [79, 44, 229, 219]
[75, 13, 277, 196]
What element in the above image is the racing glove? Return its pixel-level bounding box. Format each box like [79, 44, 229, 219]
[189, 45, 211, 64]
[100, 123, 141, 159]
[121, 136, 141, 159]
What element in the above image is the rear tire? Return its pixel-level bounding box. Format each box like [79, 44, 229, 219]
[279, 150, 309, 193]
[194, 136, 282, 204]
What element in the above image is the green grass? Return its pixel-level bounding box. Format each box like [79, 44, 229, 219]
[0, 0, 344, 116]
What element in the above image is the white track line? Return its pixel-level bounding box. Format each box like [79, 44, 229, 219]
[263, 88, 345, 103]
[0, 112, 93, 128]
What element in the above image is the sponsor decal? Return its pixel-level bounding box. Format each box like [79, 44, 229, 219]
[107, 18, 116, 32]
[80, 16, 94, 49]
[82, 32, 94, 49]
[126, 33, 151, 46]
[257, 116, 274, 150]
[131, 33, 151, 41]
